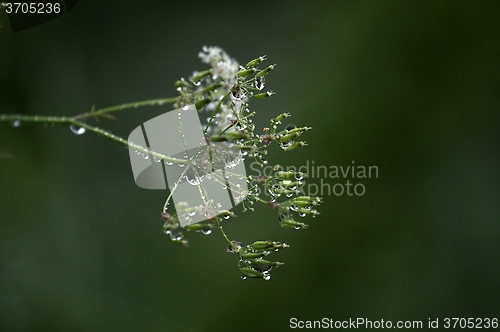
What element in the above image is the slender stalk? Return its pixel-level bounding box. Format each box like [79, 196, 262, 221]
[0, 114, 186, 164]
[79, 97, 178, 119]
[204, 91, 231, 136]
[215, 218, 234, 248]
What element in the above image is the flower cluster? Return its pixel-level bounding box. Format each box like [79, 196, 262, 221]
[163, 47, 321, 280]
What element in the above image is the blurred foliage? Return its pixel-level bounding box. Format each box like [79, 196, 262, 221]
[1, 1, 499, 331]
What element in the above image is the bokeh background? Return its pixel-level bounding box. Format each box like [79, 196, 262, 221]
[1, 1, 499, 331]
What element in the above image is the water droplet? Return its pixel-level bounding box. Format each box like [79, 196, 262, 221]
[262, 159, 268, 165]
[286, 193, 293, 198]
[153, 157, 161, 163]
[240, 275, 247, 280]
[254, 76, 265, 90]
[299, 212, 306, 217]
[178, 163, 185, 167]
[201, 228, 212, 235]
[294, 225, 301, 230]
[70, 125, 86, 135]
[183, 153, 189, 159]
[231, 89, 247, 101]
[295, 174, 304, 180]
[12, 120, 21, 127]
[188, 211, 196, 217]
[186, 175, 200, 186]
[221, 185, 227, 190]
[263, 272, 271, 281]
[135, 150, 140, 155]
[223, 214, 231, 220]
[165, 160, 173, 166]
[290, 204, 298, 212]
[182, 106, 189, 111]
[193, 81, 201, 86]
[142, 153, 149, 160]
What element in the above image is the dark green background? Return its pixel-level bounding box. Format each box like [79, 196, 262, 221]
[1, 1, 499, 331]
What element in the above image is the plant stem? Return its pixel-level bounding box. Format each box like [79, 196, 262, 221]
[0, 113, 186, 164]
[79, 97, 178, 120]
[204, 91, 231, 136]
[215, 218, 235, 249]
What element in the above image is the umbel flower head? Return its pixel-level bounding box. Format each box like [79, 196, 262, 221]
[163, 46, 321, 280]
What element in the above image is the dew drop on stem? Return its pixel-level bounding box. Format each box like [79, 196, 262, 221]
[70, 125, 86, 135]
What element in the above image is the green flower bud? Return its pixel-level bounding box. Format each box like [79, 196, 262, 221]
[192, 69, 212, 83]
[253, 91, 275, 99]
[245, 55, 267, 68]
[256, 64, 276, 77]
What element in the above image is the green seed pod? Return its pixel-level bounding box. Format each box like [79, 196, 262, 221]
[245, 55, 266, 68]
[240, 251, 268, 259]
[201, 82, 224, 93]
[256, 64, 276, 77]
[280, 218, 308, 229]
[252, 259, 285, 270]
[195, 98, 211, 110]
[285, 141, 307, 151]
[276, 171, 295, 180]
[240, 267, 264, 278]
[224, 131, 248, 140]
[279, 132, 299, 143]
[287, 126, 312, 135]
[275, 113, 291, 122]
[210, 135, 228, 142]
[171, 238, 189, 246]
[192, 69, 212, 83]
[217, 210, 236, 219]
[174, 78, 191, 89]
[238, 68, 257, 77]
[292, 199, 313, 208]
[251, 240, 274, 250]
[185, 223, 213, 232]
[253, 91, 275, 98]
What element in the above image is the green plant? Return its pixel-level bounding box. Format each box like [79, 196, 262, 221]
[0, 46, 321, 280]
